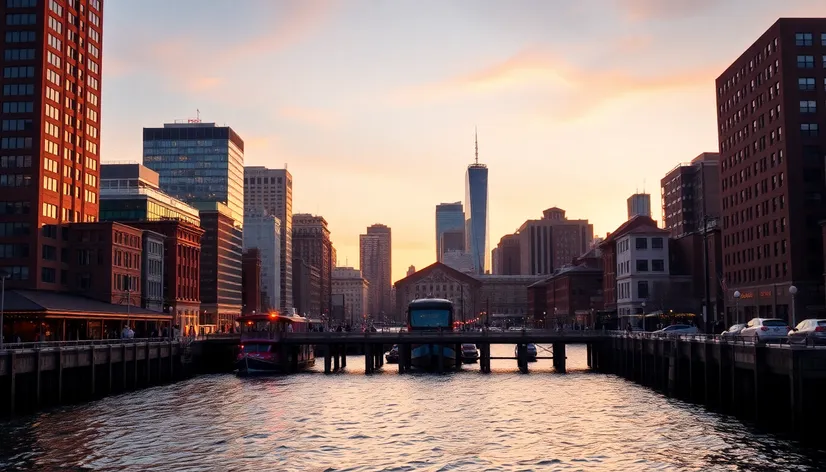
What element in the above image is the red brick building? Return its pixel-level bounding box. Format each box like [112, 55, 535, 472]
[527, 265, 603, 328]
[66, 222, 142, 307]
[661, 152, 721, 238]
[242, 248, 262, 315]
[125, 220, 203, 333]
[0, 0, 104, 290]
[492, 233, 521, 275]
[716, 18, 826, 322]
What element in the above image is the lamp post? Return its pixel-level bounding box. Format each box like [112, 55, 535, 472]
[789, 285, 798, 327]
[0, 272, 8, 349]
[641, 301, 646, 331]
[733, 290, 741, 324]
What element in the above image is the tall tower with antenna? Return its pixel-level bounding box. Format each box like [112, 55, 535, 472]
[465, 127, 490, 274]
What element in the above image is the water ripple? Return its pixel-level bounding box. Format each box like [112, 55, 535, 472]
[0, 345, 823, 471]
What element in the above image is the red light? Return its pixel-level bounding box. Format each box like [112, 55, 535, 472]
[760, 326, 768, 331]
[816, 326, 825, 332]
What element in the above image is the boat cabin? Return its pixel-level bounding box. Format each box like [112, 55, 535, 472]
[237, 313, 311, 341]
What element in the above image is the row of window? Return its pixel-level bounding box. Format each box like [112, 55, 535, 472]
[6, 13, 36, 25]
[0, 174, 31, 187]
[6, 0, 38, 7]
[794, 33, 826, 47]
[724, 217, 787, 249]
[725, 239, 787, 266]
[0, 201, 30, 215]
[1, 137, 32, 149]
[3, 84, 33, 96]
[617, 281, 650, 301]
[3, 66, 34, 78]
[5, 31, 35, 43]
[4, 48, 34, 61]
[0, 155, 31, 168]
[0, 222, 29, 237]
[616, 259, 666, 275]
[1, 118, 31, 131]
[795, 55, 826, 69]
[724, 262, 788, 287]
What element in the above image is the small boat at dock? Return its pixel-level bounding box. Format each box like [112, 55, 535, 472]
[236, 313, 315, 375]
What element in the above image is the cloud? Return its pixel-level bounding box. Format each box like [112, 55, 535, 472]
[615, 0, 717, 21]
[390, 46, 721, 121]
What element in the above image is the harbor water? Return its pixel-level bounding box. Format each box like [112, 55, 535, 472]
[0, 345, 823, 471]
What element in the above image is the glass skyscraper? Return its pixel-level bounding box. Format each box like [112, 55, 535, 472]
[435, 202, 464, 261]
[465, 163, 489, 275]
[142, 123, 245, 225]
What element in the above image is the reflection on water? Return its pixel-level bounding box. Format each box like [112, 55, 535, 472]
[0, 345, 823, 471]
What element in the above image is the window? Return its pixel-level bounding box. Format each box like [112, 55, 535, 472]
[652, 259, 664, 271]
[635, 237, 647, 249]
[41, 267, 55, 283]
[1, 119, 31, 130]
[6, 0, 38, 7]
[0, 201, 30, 214]
[2, 84, 33, 96]
[800, 100, 817, 113]
[801, 123, 819, 137]
[3, 48, 34, 61]
[47, 33, 60, 51]
[5, 13, 36, 25]
[636, 260, 649, 272]
[48, 0, 61, 16]
[795, 33, 813, 46]
[1, 137, 31, 149]
[638, 281, 649, 299]
[4, 31, 35, 43]
[799, 78, 816, 91]
[823, 33, 826, 46]
[798, 55, 815, 68]
[3, 66, 34, 78]
[42, 202, 56, 219]
[651, 237, 663, 249]
[0, 155, 31, 168]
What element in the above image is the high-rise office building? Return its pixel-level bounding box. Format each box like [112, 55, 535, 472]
[661, 152, 720, 237]
[0, 0, 104, 289]
[243, 209, 281, 312]
[435, 202, 463, 262]
[292, 213, 333, 317]
[360, 224, 392, 318]
[143, 122, 244, 224]
[716, 18, 826, 322]
[465, 132, 489, 274]
[492, 233, 521, 275]
[627, 193, 652, 220]
[244, 166, 292, 311]
[515, 207, 593, 276]
[143, 121, 245, 328]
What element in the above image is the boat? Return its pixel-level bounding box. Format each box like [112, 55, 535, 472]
[407, 298, 457, 371]
[235, 313, 316, 375]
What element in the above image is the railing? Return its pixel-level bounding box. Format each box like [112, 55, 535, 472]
[0, 337, 179, 351]
[611, 330, 826, 349]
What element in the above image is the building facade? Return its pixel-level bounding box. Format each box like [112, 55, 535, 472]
[360, 224, 392, 317]
[716, 19, 826, 322]
[661, 152, 721, 238]
[66, 222, 143, 308]
[0, 0, 105, 290]
[197, 202, 242, 330]
[615, 226, 671, 326]
[244, 166, 292, 311]
[627, 193, 652, 219]
[242, 209, 281, 311]
[492, 233, 521, 275]
[293, 257, 320, 317]
[332, 266, 369, 324]
[141, 230, 165, 312]
[527, 265, 604, 328]
[436, 202, 464, 262]
[143, 122, 245, 224]
[242, 248, 261, 315]
[99, 163, 201, 226]
[292, 213, 333, 317]
[124, 220, 203, 335]
[465, 161, 489, 275]
[515, 208, 594, 276]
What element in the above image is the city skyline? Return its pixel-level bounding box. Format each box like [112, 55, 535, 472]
[100, 1, 826, 282]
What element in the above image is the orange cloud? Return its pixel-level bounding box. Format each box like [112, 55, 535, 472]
[390, 46, 722, 121]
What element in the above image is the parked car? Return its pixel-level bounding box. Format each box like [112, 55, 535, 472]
[652, 324, 699, 337]
[721, 323, 747, 338]
[740, 318, 789, 343]
[460, 343, 479, 363]
[514, 343, 537, 362]
[787, 319, 826, 345]
[385, 345, 399, 364]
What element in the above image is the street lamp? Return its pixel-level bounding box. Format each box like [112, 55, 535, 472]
[641, 301, 646, 331]
[733, 290, 741, 324]
[0, 272, 8, 349]
[789, 285, 798, 327]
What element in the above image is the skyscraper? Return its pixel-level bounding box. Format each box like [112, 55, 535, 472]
[244, 166, 293, 311]
[465, 131, 489, 274]
[626, 193, 652, 220]
[360, 224, 391, 318]
[292, 214, 333, 317]
[716, 19, 826, 323]
[243, 209, 281, 311]
[435, 202, 463, 262]
[143, 121, 245, 328]
[661, 152, 720, 238]
[0, 0, 104, 289]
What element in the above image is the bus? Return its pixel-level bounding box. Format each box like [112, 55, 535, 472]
[407, 298, 456, 370]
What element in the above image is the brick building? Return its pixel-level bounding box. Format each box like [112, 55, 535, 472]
[716, 18, 826, 322]
[527, 265, 604, 328]
[661, 152, 721, 238]
[293, 214, 334, 317]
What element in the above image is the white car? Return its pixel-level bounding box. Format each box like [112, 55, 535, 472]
[787, 319, 826, 345]
[740, 318, 789, 343]
[721, 323, 747, 338]
[652, 324, 699, 337]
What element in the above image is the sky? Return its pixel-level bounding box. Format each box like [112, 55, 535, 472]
[100, 0, 826, 283]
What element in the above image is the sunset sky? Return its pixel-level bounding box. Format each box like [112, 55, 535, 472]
[101, 0, 826, 282]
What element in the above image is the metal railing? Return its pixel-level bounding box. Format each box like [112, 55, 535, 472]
[610, 330, 826, 349]
[0, 337, 179, 351]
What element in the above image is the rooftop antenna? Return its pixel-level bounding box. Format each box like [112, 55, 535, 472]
[642, 179, 646, 194]
[474, 126, 479, 164]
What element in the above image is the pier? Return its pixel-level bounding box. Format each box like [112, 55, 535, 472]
[0, 339, 186, 416]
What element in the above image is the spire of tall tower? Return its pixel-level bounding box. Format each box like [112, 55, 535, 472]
[474, 126, 479, 164]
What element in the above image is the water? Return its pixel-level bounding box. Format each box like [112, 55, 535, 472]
[1, 345, 823, 471]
